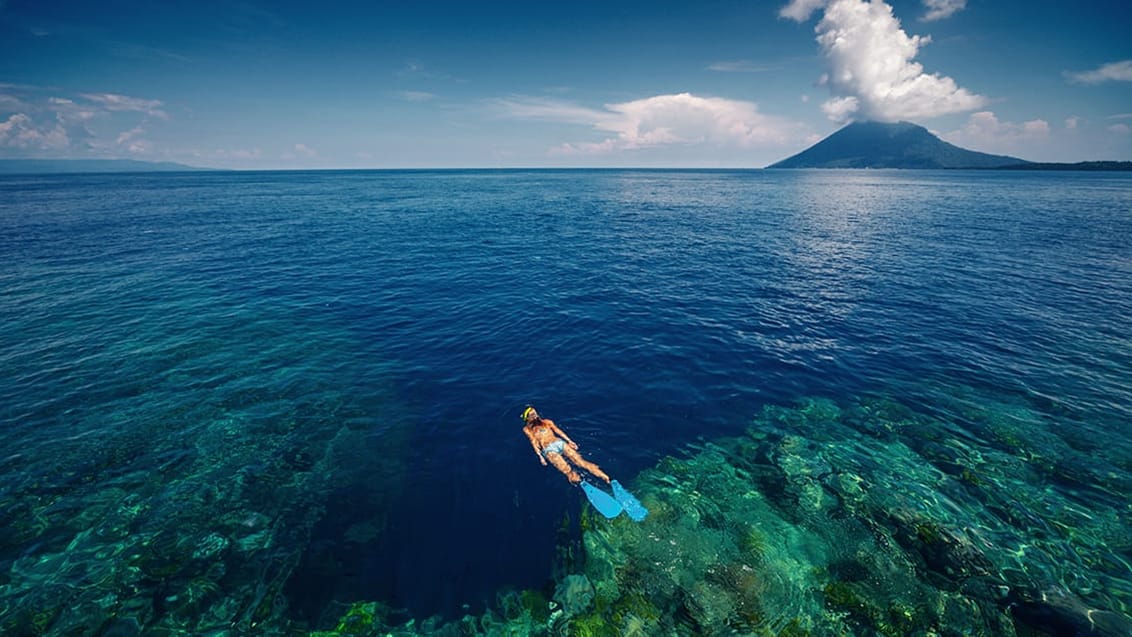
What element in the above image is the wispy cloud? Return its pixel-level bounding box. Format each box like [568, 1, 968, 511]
[112, 123, 162, 155]
[0, 113, 69, 150]
[707, 60, 781, 73]
[281, 143, 318, 160]
[496, 93, 804, 156]
[79, 93, 167, 119]
[398, 60, 427, 77]
[920, 0, 966, 22]
[195, 147, 263, 162]
[396, 60, 464, 83]
[106, 41, 192, 64]
[781, 0, 967, 24]
[493, 96, 611, 128]
[781, 0, 985, 123]
[0, 86, 168, 157]
[940, 111, 1049, 157]
[397, 90, 436, 102]
[1065, 60, 1132, 85]
[0, 93, 29, 112]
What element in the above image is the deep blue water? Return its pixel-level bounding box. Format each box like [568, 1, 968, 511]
[1, 169, 1130, 629]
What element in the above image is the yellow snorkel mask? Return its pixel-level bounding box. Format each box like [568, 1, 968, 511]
[521, 406, 536, 422]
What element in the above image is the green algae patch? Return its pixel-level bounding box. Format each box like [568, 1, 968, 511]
[331, 601, 385, 635]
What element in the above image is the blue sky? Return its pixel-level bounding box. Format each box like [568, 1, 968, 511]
[1, 0, 1130, 168]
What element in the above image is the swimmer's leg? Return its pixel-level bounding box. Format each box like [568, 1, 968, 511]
[563, 447, 610, 483]
[546, 452, 581, 484]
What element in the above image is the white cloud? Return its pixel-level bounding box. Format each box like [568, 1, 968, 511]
[821, 96, 859, 122]
[1023, 119, 1051, 135]
[115, 126, 143, 146]
[0, 112, 69, 150]
[115, 126, 152, 155]
[1065, 60, 1132, 84]
[1065, 116, 1080, 130]
[601, 94, 794, 148]
[281, 143, 318, 161]
[1108, 123, 1131, 135]
[920, 0, 966, 22]
[783, 0, 968, 24]
[124, 140, 152, 155]
[498, 93, 803, 156]
[941, 111, 1049, 157]
[78, 92, 167, 119]
[780, 0, 827, 22]
[206, 148, 262, 161]
[48, 98, 98, 131]
[961, 111, 1050, 138]
[0, 87, 172, 157]
[0, 92, 30, 111]
[0, 113, 29, 135]
[783, 0, 986, 123]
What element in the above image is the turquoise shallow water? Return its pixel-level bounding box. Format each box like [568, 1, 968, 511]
[0, 169, 1130, 634]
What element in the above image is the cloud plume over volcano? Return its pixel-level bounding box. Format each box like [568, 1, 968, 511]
[782, 0, 985, 123]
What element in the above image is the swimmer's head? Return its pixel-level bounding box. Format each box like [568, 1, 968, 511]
[522, 406, 538, 423]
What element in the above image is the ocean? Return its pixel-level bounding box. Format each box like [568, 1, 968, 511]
[1, 169, 1129, 635]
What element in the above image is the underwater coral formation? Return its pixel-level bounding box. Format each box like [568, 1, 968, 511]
[3, 390, 1129, 635]
[306, 392, 1130, 636]
[0, 350, 411, 636]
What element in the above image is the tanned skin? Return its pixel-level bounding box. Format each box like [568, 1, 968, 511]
[522, 407, 611, 485]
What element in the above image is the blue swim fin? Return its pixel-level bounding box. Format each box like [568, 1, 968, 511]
[580, 482, 623, 519]
[611, 480, 648, 522]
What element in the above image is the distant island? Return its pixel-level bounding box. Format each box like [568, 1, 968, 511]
[767, 121, 1132, 171]
[0, 159, 208, 175]
[992, 160, 1132, 171]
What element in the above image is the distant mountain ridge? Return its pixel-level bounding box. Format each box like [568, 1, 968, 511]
[0, 159, 207, 174]
[993, 160, 1132, 171]
[768, 121, 1029, 169]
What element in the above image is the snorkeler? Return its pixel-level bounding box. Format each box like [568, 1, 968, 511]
[522, 406, 611, 485]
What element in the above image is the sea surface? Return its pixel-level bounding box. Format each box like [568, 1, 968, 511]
[1, 169, 1129, 634]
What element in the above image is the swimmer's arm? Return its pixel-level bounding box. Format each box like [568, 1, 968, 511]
[524, 429, 547, 464]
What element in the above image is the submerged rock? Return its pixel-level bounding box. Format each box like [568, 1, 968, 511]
[553, 574, 594, 617]
[1006, 587, 1132, 637]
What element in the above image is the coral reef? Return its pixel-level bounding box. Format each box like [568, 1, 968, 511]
[0, 347, 412, 635]
[3, 389, 1130, 635]
[307, 391, 1129, 636]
